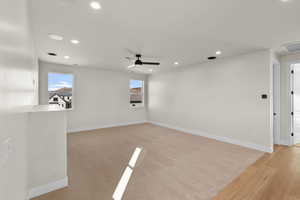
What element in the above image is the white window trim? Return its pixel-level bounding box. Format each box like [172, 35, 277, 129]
[48, 71, 75, 111]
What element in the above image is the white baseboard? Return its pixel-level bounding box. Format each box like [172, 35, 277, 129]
[27, 177, 68, 199]
[278, 139, 290, 146]
[149, 121, 273, 153]
[68, 120, 147, 133]
[67, 120, 273, 152]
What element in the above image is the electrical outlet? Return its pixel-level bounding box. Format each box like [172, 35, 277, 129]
[0, 138, 12, 168]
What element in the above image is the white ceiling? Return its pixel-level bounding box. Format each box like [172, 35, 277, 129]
[29, 0, 300, 73]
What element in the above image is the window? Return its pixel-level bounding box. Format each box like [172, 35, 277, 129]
[48, 73, 73, 109]
[130, 80, 144, 106]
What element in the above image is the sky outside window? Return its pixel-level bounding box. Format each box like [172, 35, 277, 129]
[130, 80, 143, 89]
[48, 73, 73, 91]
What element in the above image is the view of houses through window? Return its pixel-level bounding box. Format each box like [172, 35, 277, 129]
[130, 80, 144, 105]
[48, 73, 73, 109]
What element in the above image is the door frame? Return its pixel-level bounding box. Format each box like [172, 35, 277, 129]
[290, 63, 300, 145]
[290, 64, 295, 145]
[273, 63, 281, 145]
[280, 55, 300, 146]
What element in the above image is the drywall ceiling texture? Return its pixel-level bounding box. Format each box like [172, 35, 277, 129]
[0, 0, 38, 199]
[29, 0, 300, 72]
[39, 61, 147, 132]
[148, 51, 273, 152]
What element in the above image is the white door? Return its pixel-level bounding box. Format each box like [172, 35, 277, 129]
[273, 64, 280, 144]
[293, 64, 300, 144]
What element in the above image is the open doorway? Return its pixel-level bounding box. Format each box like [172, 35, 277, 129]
[291, 64, 300, 145]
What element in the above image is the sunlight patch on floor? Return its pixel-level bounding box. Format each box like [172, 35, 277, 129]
[112, 147, 143, 200]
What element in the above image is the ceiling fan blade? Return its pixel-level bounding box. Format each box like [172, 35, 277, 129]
[125, 56, 134, 60]
[142, 62, 160, 65]
[125, 48, 139, 56]
[127, 64, 135, 69]
[125, 48, 161, 59]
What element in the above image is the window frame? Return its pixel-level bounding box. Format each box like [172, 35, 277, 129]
[47, 72, 75, 110]
[129, 79, 144, 108]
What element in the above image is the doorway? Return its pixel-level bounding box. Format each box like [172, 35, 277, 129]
[291, 64, 300, 145]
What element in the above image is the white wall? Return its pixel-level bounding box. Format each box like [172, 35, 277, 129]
[0, 0, 38, 199]
[27, 109, 67, 198]
[39, 61, 148, 132]
[148, 51, 273, 152]
[280, 53, 300, 145]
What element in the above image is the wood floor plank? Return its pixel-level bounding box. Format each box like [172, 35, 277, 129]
[214, 145, 300, 200]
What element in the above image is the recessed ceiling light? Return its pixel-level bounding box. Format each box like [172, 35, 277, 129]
[90, 1, 101, 10]
[280, 0, 292, 2]
[216, 50, 222, 55]
[174, 62, 179, 65]
[70, 39, 80, 44]
[48, 52, 57, 56]
[64, 56, 70, 59]
[48, 34, 63, 41]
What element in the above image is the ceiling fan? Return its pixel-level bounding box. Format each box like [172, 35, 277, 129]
[127, 54, 160, 69]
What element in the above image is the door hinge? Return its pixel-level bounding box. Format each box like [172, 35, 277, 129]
[292, 133, 294, 137]
[291, 112, 294, 116]
[292, 70, 294, 74]
[291, 91, 294, 95]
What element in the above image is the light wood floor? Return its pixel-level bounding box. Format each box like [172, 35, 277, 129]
[214, 145, 300, 200]
[32, 123, 262, 200]
[32, 123, 300, 200]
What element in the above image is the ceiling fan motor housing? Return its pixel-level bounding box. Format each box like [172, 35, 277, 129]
[135, 54, 143, 65]
[135, 59, 143, 65]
